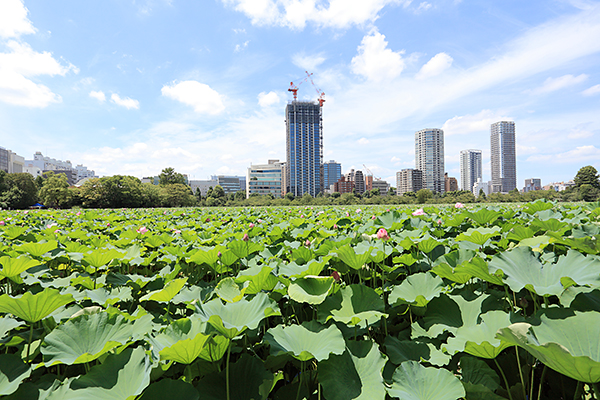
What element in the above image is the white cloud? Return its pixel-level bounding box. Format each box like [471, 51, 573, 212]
[161, 80, 225, 114]
[442, 110, 512, 136]
[221, 0, 410, 29]
[111, 93, 140, 109]
[358, 138, 370, 145]
[351, 29, 405, 82]
[582, 84, 600, 96]
[527, 145, 600, 163]
[292, 52, 326, 71]
[257, 91, 280, 107]
[567, 124, 595, 139]
[0, 0, 36, 38]
[89, 90, 106, 102]
[0, 41, 77, 107]
[234, 40, 249, 52]
[530, 74, 588, 94]
[416, 52, 453, 80]
[414, 1, 432, 13]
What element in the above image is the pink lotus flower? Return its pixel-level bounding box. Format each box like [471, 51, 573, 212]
[333, 224, 338, 229]
[174, 230, 181, 234]
[257, 219, 263, 223]
[305, 239, 311, 247]
[356, 209, 361, 213]
[164, 211, 167, 215]
[54, 229, 60, 233]
[377, 228, 390, 240]
[24, 211, 28, 214]
[372, 215, 376, 220]
[0, 221, 4, 226]
[107, 223, 110, 227]
[437, 219, 442, 225]
[76, 212, 81, 216]
[218, 251, 222, 258]
[412, 208, 425, 216]
[136, 226, 148, 234]
[455, 202, 464, 209]
[242, 233, 249, 242]
[249, 223, 255, 228]
[346, 212, 350, 217]
[386, 209, 390, 212]
[47, 223, 57, 229]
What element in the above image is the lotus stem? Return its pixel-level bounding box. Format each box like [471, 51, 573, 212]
[494, 358, 514, 400]
[226, 341, 232, 400]
[515, 347, 527, 400]
[296, 361, 304, 400]
[591, 382, 600, 400]
[537, 365, 547, 400]
[573, 381, 583, 400]
[26, 322, 33, 363]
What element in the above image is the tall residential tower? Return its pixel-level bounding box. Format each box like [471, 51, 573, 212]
[415, 128, 445, 194]
[490, 121, 516, 193]
[285, 101, 323, 197]
[460, 149, 482, 192]
[323, 160, 342, 192]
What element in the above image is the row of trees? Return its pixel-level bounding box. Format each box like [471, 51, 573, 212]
[1, 166, 598, 209]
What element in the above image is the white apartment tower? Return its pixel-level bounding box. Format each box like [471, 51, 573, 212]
[490, 121, 516, 193]
[460, 149, 482, 192]
[415, 128, 445, 194]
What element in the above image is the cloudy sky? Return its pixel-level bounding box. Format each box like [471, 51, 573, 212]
[1, 0, 599, 187]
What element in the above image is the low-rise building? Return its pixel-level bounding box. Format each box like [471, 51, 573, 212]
[472, 178, 490, 196]
[444, 173, 458, 193]
[190, 179, 218, 197]
[333, 176, 354, 194]
[247, 160, 285, 198]
[523, 178, 542, 192]
[371, 179, 390, 196]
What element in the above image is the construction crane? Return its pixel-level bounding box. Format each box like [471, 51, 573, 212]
[288, 71, 326, 106]
[363, 164, 381, 180]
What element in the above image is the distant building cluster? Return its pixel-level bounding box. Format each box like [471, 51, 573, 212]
[0, 148, 97, 185]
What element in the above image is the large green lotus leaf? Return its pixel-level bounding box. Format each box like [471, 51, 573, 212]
[459, 257, 504, 285]
[265, 322, 345, 361]
[14, 241, 58, 258]
[288, 276, 333, 305]
[2, 226, 28, 240]
[188, 247, 219, 266]
[387, 361, 465, 400]
[195, 293, 280, 339]
[445, 310, 512, 359]
[335, 244, 371, 270]
[197, 335, 229, 362]
[455, 228, 499, 246]
[46, 347, 151, 400]
[318, 284, 387, 327]
[0, 288, 73, 323]
[140, 278, 187, 303]
[228, 239, 263, 259]
[215, 277, 246, 303]
[466, 209, 501, 225]
[0, 256, 40, 282]
[506, 225, 535, 242]
[0, 353, 31, 396]
[235, 265, 278, 294]
[459, 356, 500, 392]
[0, 316, 24, 341]
[414, 236, 441, 254]
[138, 379, 199, 400]
[195, 354, 274, 400]
[278, 258, 327, 278]
[431, 249, 477, 284]
[84, 287, 133, 306]
[389, 273, 445, 307]
[349, 341, 387, 400]
[149, 318, 211, 364]
[82, 249, 123, 269]
[496, 312, 600, 383]
[42, 312, 150, 365]
[489, 247, 600, 296]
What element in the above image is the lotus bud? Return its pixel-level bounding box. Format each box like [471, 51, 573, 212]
[455, 202, 464, 209]
[243, 233, 249, 242]
[331, 271, 341, 282]
[249, 223, 255, 228]
[376, 228, 390, 241]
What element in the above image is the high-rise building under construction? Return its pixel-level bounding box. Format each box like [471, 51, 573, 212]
[285, 101, 323, 197]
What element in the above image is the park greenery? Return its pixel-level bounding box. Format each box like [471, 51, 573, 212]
[0, 166, 598, 210]
[1, 200, 600, 399]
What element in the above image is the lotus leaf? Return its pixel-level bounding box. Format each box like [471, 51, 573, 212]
[149, 318, 211, 364]
[138, 379, 199, 400]
[235, 265, 278, 294]
[496, 312, 600, 383]
[386, 361, 465, 400]
[0, 353, 31, 396]
[0, 316, 24, 342]
[489, 247, 600, 296]
[215, 277, 247, 302]
[318, 284, 386, 327]
[0, 256, 40, 283]
[195, 293, 280, 338]
[42, 312, 151, 365]
[265, 322, 345, 361]
[46, 347, 151, 400]
[140, 277, 187, 303]
[335, 244, 371, 270]
[389, 273, 445, 307]
[0, 288, 73, 323]
[288, 275, 333, 305]
[444, 310, 512, 358]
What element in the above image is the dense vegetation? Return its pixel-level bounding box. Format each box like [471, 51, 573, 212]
[1, 165, 599, 210]
[1, 200, 600, 399]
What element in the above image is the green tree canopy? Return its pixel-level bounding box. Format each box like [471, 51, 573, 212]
[38, 171, 72, 208]
[0, 173, 38, 209]
[574, 165, 600, 189]
[159, 168, 186, 185]
[79, 175, 144, 208]
[160, 183, 197, 207]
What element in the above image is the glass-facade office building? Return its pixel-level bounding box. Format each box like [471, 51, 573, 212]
[323, 160, 341, 190]
[285, 101, 323, 197]
[415, 128, 445, 194]
[490, 121, 516, 193]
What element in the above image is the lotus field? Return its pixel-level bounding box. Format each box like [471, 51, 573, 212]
[1, 201, 600, 399]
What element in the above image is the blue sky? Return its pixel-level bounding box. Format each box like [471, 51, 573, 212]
[1, 0, 599, 188]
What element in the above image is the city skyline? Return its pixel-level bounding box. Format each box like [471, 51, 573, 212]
[0, 1, 599, 186]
